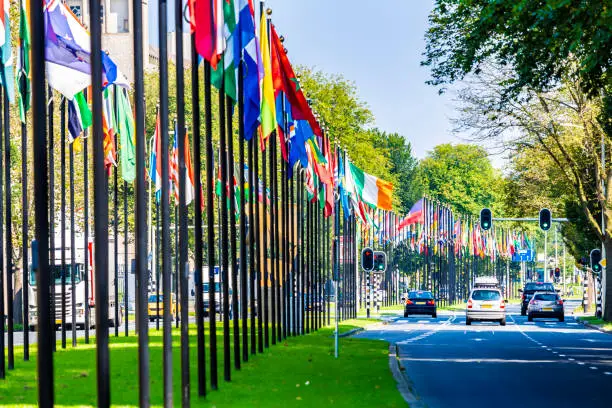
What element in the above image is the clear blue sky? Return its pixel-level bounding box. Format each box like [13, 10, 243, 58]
[149, 0, 465, 160]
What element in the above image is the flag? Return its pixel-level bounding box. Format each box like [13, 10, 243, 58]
[17, 0, 30, 123]
[398, 199, 424, 229]
[44, 0, 127, 99]
[270, 24, 322, 136]
[101, 87, 117, 171]
[348, 161, 393, 211]
[0, 0, 14, 103]
[211, 0, 237, 100]
[149, 111, 162, 202]
[259, 12, 276, 145]
[171, 121, 180, 203]
[116, 88, 136, 183]
[193, 0, 225, 68]
[239, 0, 260, 139]
[183, 129, 203, 209]
[67, 91, 92, 141]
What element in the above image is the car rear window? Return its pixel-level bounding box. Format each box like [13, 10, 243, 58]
[471, 290, 501, 301]
[534, 293, 557, 301]
[409, 291, 433, 299]
[525, 283, 555, 291]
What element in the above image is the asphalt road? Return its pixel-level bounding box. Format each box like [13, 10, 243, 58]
[357, 301, 611, 408]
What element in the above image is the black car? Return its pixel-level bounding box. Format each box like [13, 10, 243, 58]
[404, 290, 437, 318]
[520, 282, 556, 315]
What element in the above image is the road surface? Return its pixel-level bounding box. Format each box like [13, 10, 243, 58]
[356, 301, 611, 408]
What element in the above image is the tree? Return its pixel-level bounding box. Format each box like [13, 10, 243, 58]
[423, 0, 611, 99]
[371, 129, 422, 213]
[418, 143, 503, 215]
[295, 67, 396, 185]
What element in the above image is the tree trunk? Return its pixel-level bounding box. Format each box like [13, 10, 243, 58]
[602, 237, 612, 321]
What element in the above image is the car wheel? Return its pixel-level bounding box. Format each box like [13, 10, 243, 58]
[432, 313, 437, 318]
[403, 312, 408, 318]
[466, 318, 471, 326]
[500, 318, 506, 326]
[521, 308, 526, 316]
[527, 314, 533, 322]
[559, 314, 564, 322]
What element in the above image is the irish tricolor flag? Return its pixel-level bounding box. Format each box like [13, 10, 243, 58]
[348, 162, 393, 211]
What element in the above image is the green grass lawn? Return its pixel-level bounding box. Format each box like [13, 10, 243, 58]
[0, 320, 404, 407]
[576, 315, 612, 331]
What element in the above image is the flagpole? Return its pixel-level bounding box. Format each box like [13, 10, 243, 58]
[226, 95, 241, 370]
[157, 0, 173, 399]
[203, 60, 218, 392]
[60, 97, 67, 348]
[262, 124, 271, 348]
[83, 128, 90, 344]
[133, 0, 151, 400]
[247, 135, 256, 355]
[69, 123, 77, 346]
[191, 35, 206, 398]
[4, 82, 14, 369]
[20, 60, 29, 361]
[237, 39, 249, 363]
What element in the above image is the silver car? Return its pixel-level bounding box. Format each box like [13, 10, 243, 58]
[466, 288, 506, 325]
[527, 292, 564, 322]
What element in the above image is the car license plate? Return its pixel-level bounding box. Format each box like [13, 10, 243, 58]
[481, 304, 492, 309]
[543, 307, 553, 311]
[416, 301, 426, 305]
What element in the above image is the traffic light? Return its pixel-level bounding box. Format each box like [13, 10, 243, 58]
[373, 251, 387, 272]
[361, 247, 374, 271]
[539, 208, 552, 231]
[480, 208, 492, 230]
[590, 248, 602, 273]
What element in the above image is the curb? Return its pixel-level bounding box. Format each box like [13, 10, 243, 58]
[389, 344, 425, 408]
[579, 320, 612, 334]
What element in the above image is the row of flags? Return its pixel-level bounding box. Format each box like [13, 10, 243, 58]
[368, 197, 535, 262]
[5, 0, 394, 220]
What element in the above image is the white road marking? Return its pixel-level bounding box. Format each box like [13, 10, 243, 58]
[559, 354, 566, 357]
[604, 372, 612, 375]
[567, 323, 578, 326]
[590, 366, 598, 370]
[569, 358, 575, 361]
[578, 362, 585, 365]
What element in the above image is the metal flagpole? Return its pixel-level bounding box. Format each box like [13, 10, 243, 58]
[191, 33, 206, 397]
[158, 0, 173, 398]
[237, 47, 249, 362]
[254, 138, 264, 353]
[47, 85, 56, 353]
[113, 89, 119, 339]
[69, 133, 77, 346]
[89, 0, 112, 400]
[219, 81, 232, 383]
[174, 1, 191, 401]
[124, 180, 128, 337]
[247, 136, 256, 355]
[262, 134, 270, 348]
[31, 2, 54, 400]
[60, 97, 67, 348]
[226, 95, 241, 371]
[83, 131, 90, 344]
[21, 65, 30, 360]
[4, 86, 14, 367]
[133, 0, 151, 400]
[204, 61, 218, 390]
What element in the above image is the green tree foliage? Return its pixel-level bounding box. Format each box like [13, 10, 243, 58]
[371, 129, 421, 213]
[295, 67, 395, 184]
[423, 0, 611, 98]
[418, 143, 503, 215]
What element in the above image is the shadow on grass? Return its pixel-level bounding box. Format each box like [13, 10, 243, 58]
[0, 321, 405, 407]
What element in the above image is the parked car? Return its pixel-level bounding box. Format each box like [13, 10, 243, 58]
[404, 290, 437, 318]
[148, 294, 180, 321]
[527, 292, 564, 322]
[466, 287, 506, 325]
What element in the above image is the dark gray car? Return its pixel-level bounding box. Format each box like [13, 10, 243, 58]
[527, 292, 564, 322]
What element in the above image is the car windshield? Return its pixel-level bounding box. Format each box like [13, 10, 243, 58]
[534, 293, 557, 301]
[203, 282, 221, 292]
[30, 264, 84, 286]
[525, 283, 555, 292]
[149, 295, 163, 303]
[409, 291, 433, 299]
[472, 290, 501, 301]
